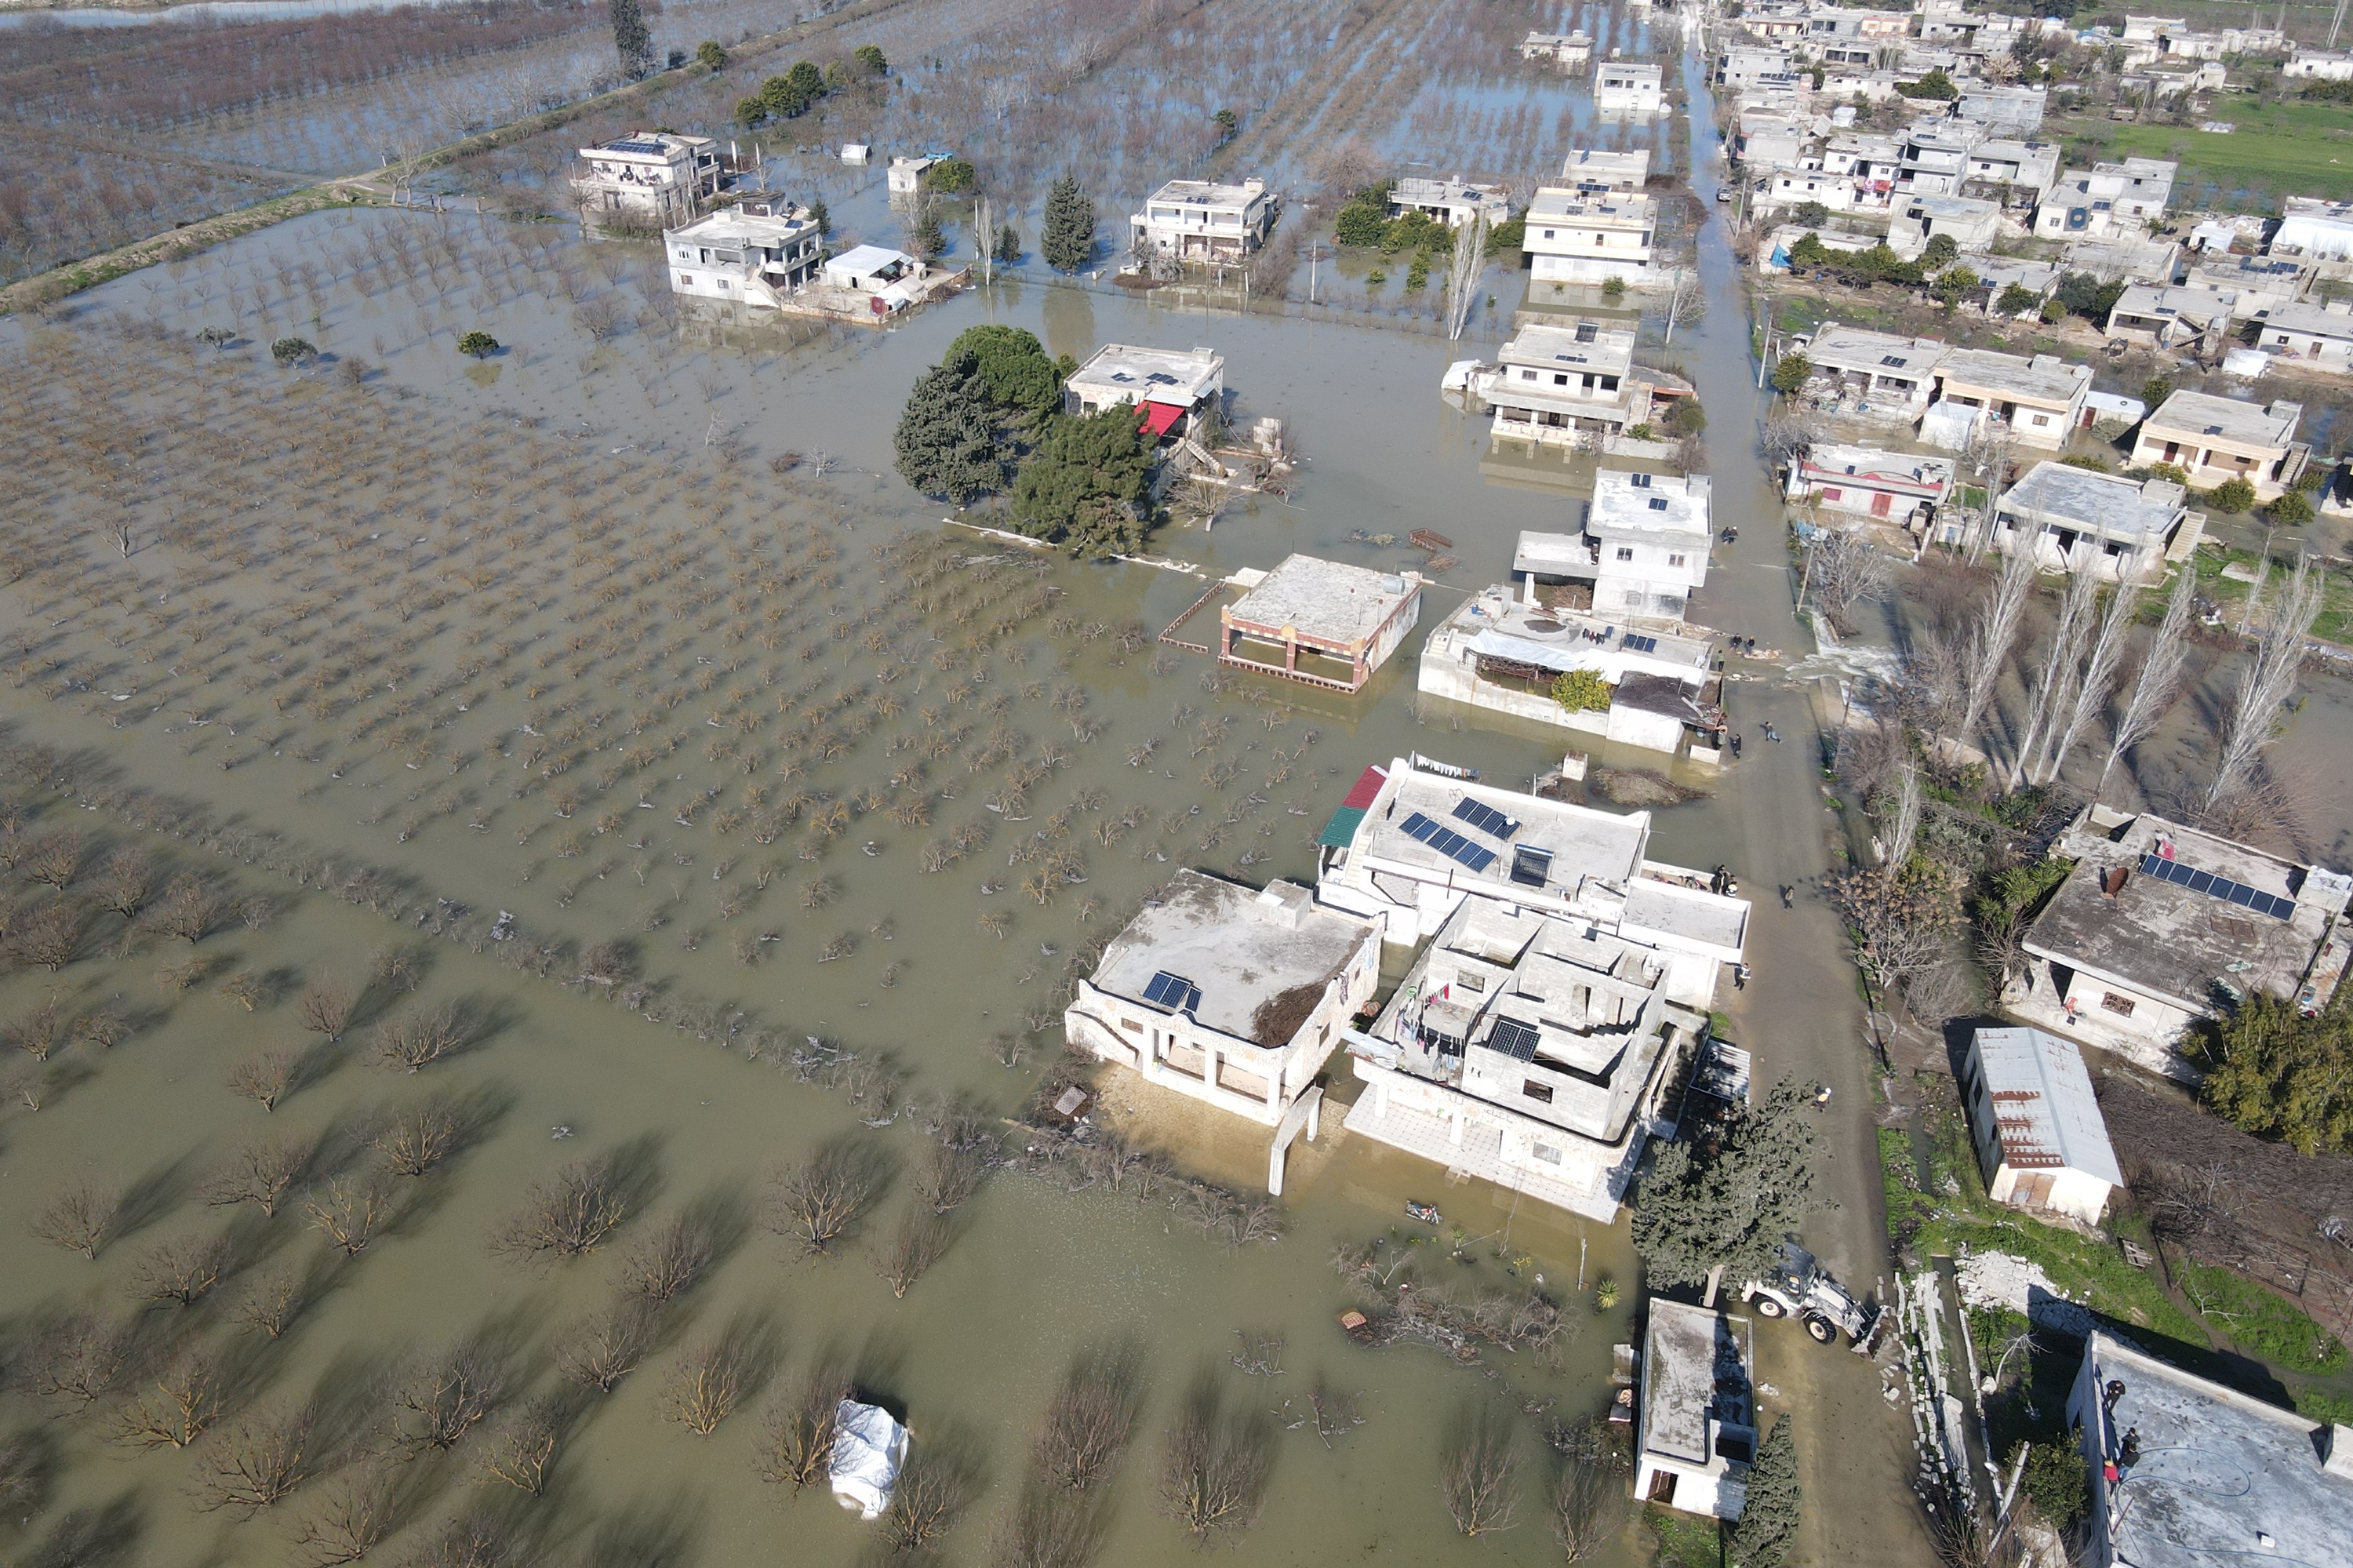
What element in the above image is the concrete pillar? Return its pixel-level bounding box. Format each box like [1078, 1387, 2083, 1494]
[1307, 1093, 1321, 1142]
[1450, 1105, 1465, 1146]
[1374, 1079, 1390, 1118]
[1203, 1046, 1220, 1093]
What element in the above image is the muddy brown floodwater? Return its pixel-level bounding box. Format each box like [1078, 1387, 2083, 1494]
[0, 24, 1931, 1568]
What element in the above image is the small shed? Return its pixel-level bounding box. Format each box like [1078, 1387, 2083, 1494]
[1960, 1026, 2122, 1224]
[1218, 555, 1423, 693]
[1635, 1298, 1755, 1519]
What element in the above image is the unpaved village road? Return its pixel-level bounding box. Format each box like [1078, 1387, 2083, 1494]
[1679, 43, 1934, 1566]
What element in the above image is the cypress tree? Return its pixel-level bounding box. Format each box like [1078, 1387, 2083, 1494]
[1041, 176, 1095, 273]
[1725, 1414, 1799, 1568]
[893, 356, 1006, 504]
[609, 0, 653, 77]
[1630, 1077, 1825, 1293]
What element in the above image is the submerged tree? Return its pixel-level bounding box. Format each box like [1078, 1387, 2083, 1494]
[1009, 407, 1154, 558]
[1631, 1078, 1826, 1300]
[1439, 1402, 1520, 1537]
[1160, 1370, 1273, 1544]
[893, 355, 1008, 504]
[2206, 552, 2321, 816]
[1042, 176, 1095, 272]
[609, 0, 654, 77]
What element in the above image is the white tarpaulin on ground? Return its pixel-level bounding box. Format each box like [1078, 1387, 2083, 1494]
[828, 1399, 909, 1520]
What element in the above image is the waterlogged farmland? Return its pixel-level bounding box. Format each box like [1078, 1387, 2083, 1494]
[0, 6, 1807, 1566]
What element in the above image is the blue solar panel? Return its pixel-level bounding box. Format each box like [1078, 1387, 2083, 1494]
[1624, 633, 1657, 653]
[1402, 809, 1496, 872]
[1401, 811, 1442, 842]
[1142, 971, 1200, 1012]
[1486, 1017, 1540, 1061]
[1450, 799, 1519, 840]
[2136, 853, 2293, 921]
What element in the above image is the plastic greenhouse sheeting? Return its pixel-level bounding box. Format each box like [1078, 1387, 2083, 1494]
[828, 1399, 910, 1520]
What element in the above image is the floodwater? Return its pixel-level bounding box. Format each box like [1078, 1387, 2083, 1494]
[0, 0, 480, 29]
[0, 18, 1926, 1568]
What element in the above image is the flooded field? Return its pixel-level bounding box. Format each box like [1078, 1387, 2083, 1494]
[0, 43, 1752, 1568]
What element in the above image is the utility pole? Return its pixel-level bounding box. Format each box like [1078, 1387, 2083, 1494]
[2335, 0, 2350, 50]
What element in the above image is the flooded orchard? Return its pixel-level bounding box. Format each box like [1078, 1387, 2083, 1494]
[0, 6, 1901, 1566]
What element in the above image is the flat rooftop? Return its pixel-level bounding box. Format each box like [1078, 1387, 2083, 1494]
[1391, 176, 1510, 208]
[1590, 470, 1711, 538]
[2253, 301, 2353, 339]
[2111, 283, 2235, 327]
[1905, 193, 1998, 220]
[667, 205, 816, 245]
[1803, 326, 1949, 380]
[1937, 348, 2090, 404]
[1142, 177, 1267, 208]
[1560, 147, 1653, 186]
[1642, 1299, 1751, 1465]
[1090, 870, 1369, 1046]
[2081, 1333, 2353, 1568]
[1799, 443, 1955, 494]
[1528, 187, 1655, 225]
[1066, 343, 1223, 406]
[2002, 461, 2183, 539]
[1225, 555, 1418, 646]
[2024, 813, 2342, 1013]
[2143, 389, 2301, 449]
[1500, 322, 1635, 375]
[1969, 1026, 2123, 1184]
[1452, 589, 1715, 678]
[1355, 766, 1649, 899]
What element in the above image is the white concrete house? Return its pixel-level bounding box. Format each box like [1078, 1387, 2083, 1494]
[1798, 326, 1950, 420]
[1520, 30, 1594, 67]
[1313, 757, 1749, 985]
[1481, 319, 1649, 446]
[2252, 301, 2353, 373]
[1064, 870, 1380, 1151]
[1558, 147, 1652, 192]
[1130, 177, 1278, 262]
[1786, 442, 1954, 532]
[1594, 60, 1665, 115]
[2272, 197, 2353, 260]
[1960, 1026, 2123, 1225]
[1522, 187, 1657, 285]
[1387, 176, 1512, 228]
[1930, 349, 2091, 450]
[2033, 158, 2177, 240]
[1061, 343, 1224, 427]
[885, 154, 944, 194]
[1887, 193, 2001, 260]
[1417, 586, 1724, 759]
[663, 202, 823, 307]
[2070, 1334, 2353, 1568]
[1583, 469, 1712, 620]
[2006, 807, 2353, 1075]
[1344, 898, 1714, 1221]
[572, 131, 722, 226]
[1218, 555, 1423, 694]
[2129, 391, 2307, 499]
[1991, 462, 2196, 584]
[817, 245, 936, 311]
[1637, 1301, 1756, 1519]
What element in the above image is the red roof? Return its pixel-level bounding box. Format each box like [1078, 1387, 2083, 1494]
[1340, 763, 1389, 810]
[1138, 400, 1185, 438]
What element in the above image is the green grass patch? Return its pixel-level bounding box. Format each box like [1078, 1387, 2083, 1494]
[1916, 1210, 2207, 1346]
[2061, 94, 2353, 208]
[1643, 1504, 1722, 1567]
[2174, 1261, 2348, 1374]
[2295, 1387, 2353, 1425]
[1880, 1126, 1937, 1247]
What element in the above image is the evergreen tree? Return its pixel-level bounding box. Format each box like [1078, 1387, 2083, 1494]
[993, 222, 1021, 264]
[946, 326, 1064, 419]
[609, 0, 654, 78]
[893, 356, 1008, 504]
[1724, 1415, 1798, 1568]
[808, 197, 830, 239]
[1042, 176, 1095, 273]
[1630, 1078, 1826, 1293]
[1011, 407, 1153, 556]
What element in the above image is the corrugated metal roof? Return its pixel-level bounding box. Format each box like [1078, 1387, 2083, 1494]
[1970, 1026, 2124, 1188]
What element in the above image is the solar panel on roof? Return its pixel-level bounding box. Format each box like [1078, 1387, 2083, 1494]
[1486, 1017, 1541, 1061]
[1141, 970, 1201, 1012]
[1401, 810, 1442, 842]
[2135, 853, 2294, 920]
[1624, 633, 1658, 653]
[1450, 799, 1520, 840]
